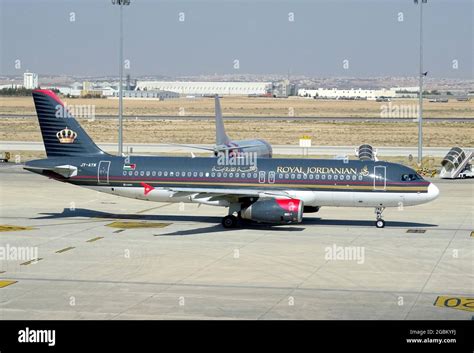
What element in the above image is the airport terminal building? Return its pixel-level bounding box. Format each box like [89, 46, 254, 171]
[135, 81, 273, 96]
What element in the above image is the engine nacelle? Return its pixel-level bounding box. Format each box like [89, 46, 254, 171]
[240, 198, 303, 224]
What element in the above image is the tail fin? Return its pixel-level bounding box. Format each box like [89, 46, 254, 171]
[214, 95, 230, 145]
[32, 89, 106, 157]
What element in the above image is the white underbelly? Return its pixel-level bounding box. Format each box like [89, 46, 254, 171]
[310, 190, 426, 207]
[83, 186, 426, 209]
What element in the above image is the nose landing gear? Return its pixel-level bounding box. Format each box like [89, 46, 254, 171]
[375, 207, 385, 228]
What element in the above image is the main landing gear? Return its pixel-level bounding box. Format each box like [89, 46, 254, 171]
[222, 215, 238, 228]
[375, 207, 385, 228]
[222, 203, 241, 228]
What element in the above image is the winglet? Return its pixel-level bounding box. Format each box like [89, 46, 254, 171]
[215, 95, 230, 145]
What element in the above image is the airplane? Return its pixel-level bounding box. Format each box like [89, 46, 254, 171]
[172, 95, 273, 158]
[24, 89, 439, 229]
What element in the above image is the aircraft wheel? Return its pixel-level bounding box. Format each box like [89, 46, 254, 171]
[376, 219, 385, 228]
[222, 215, 237, 228]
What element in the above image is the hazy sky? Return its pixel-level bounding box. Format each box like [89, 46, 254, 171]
[0, 0, 472, 78]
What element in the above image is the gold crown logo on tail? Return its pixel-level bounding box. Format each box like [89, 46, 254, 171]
[56, 127, 77, 144]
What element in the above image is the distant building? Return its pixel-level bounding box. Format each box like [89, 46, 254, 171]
[272, 80, 298, 98]
[135, 81, 272, 96]
[81, 89, 103, 98]
[23, 72, 38, 89]
[82, 81, 92, 91]
[298, 87, 419, 100]
[112, 90, 179, 100]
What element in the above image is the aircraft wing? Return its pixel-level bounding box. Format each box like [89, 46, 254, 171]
[156, 186, 291, 201]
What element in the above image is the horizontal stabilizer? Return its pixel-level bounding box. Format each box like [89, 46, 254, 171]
[24, 164, 78, 178]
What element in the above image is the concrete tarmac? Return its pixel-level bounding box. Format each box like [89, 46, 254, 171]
[0, 163, 472, 319]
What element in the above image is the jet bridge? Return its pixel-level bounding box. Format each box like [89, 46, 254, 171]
[439, 147, 473, 179]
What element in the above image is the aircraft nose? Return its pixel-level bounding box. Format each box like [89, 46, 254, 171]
[427, 183, 440, 201]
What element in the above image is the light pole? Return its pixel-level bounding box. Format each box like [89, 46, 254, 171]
[112, 0, 130, 156]
[415, 0, 427, 165]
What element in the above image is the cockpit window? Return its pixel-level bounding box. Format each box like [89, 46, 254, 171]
[401, 173, 422, 181]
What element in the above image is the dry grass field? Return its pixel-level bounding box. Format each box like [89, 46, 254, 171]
[1, 117, 472, 148]
[0, 96, 472, 148]
[0, 96, 472, 118]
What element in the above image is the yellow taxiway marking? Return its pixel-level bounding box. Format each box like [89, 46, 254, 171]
[0, 280, 17, 288]
[20, 258, 43, 266]
[434, 296, 474, 312]
[0, 225, 34, 232]
[86, 236, 104, 243]
[106, 221, 171, 229]
[55, 247, 75, 254]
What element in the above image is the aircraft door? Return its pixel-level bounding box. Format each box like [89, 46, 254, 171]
[258, 171, 266, 183]
[373, 166, 386, 190]
[98, 161, 111, 185]
[268, 171, 275, 184]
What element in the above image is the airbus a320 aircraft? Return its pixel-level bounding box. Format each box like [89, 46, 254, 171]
[25, 90, 439, 228]
[174, 95, 273, 158]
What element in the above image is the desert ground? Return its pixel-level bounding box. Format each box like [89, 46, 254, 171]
[0, 117, 472, 148]
[0, 96, 472, 155]
[0, 96, 472, 118]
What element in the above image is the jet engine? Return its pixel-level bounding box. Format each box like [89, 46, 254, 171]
[240, 198, 303, 224]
